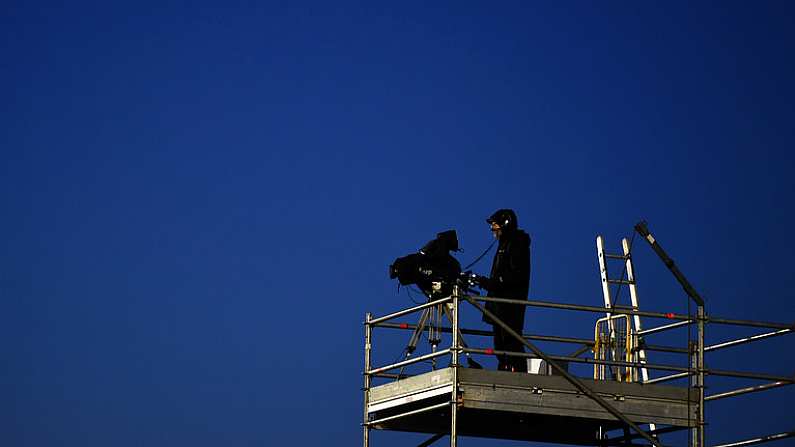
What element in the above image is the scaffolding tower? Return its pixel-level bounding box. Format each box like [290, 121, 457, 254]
[362, 222, 794, 447]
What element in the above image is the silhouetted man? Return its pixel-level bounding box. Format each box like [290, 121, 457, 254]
[477, 209, 531, 372]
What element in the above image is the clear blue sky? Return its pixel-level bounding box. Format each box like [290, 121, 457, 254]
[3, 2, 794, 446]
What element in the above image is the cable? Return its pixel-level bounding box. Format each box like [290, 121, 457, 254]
[463, 238, 497, 271]
[398, 283, 425, 305]
[405, 285, 424, 304]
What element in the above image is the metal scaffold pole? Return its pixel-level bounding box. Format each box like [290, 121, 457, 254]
[450, 286, 460, 447]
[363, 313, 372, 447]
[697, 305, 706, 447]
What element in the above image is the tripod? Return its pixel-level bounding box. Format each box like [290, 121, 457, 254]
[399, 282, 482, 378]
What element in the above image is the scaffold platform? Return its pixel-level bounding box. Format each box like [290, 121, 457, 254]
[368, 367, 696, 445]
[365, 222, 795, 447]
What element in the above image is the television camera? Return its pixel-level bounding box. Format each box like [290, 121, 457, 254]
[388, 229, 483, 370]
[389, 230, 478, 297]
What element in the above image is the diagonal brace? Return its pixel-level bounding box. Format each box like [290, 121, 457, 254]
[634, 221, 704, 306]
[464, 295, 663, 447]
[416, 433, 446, 447]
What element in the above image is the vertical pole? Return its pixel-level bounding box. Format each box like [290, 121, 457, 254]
[450, 287, 459, 447]
[690, 340, 697, 447]
[363, 313, 372, 447]
[697, 305, 706, 447]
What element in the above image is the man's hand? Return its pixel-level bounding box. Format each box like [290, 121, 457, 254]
[474, 275, 492, 290]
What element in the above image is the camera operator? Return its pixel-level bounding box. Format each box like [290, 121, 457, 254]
[476, 209, 531, 373]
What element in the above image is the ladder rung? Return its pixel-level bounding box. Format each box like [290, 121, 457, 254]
[605, 253, 628, 260]
[608, 279, 635, 285]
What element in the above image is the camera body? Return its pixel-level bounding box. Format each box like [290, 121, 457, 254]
[389, 230, 462, 297]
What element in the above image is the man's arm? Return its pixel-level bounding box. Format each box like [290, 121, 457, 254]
[498, 234, 530, 291]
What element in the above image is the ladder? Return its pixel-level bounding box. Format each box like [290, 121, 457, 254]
[596, 235, 655, 430]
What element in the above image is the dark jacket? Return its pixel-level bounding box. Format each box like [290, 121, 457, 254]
[483, 229, 531, 322]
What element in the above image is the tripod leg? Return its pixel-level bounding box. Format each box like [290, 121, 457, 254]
[396, 308, 432, 380]
[406, 308, 430, 356]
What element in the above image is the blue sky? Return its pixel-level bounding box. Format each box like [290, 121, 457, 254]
[3, 2, 794, 446]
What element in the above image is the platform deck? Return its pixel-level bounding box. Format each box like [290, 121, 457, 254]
[368, 367, 696, 445]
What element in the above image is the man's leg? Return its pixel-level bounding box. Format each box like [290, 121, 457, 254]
[492, 324, 509, 370]
[504, 331, 527, 372]
[500, 307, 527, 372]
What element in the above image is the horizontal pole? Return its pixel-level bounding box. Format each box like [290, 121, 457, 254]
[706, 328, 793, 352]
[643, 372, 692, 385]
[375, 322, 486, 335]
[706, 317, 794, 331]
[463, 348, 692, 374]
[472, 296, 793, 330]
[475, 295, 692, 321]
[706, 381, 791, 402]
[644, 343, 690, 354]
[368, 297, 451, 326]
[607, 425, 689, 445]
[364, 401, 451, 426]
[375, 322, 594, 346]
[372, 372, 414, 380]
[375, 322, 485, 334]
[706, 368, 795, 383]
[637, 319, 694, 336]
[366, 349, 451, 376]
[710, 431, 795, 447]
[551, 354, 692, 374]
[370, 297, 791, 331]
